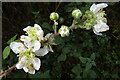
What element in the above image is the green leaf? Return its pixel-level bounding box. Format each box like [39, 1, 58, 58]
[39, 70, 50, 78]
[89, 70, 97, 78]
[111, 74, 119, 78]
[62, 46, 71, 54]
[83, 69, 89, 78]
[14, 40, 20, 42]
[7, 34, 17, 44]
[42, 22, 53, 31]
[57, 54, 67, 62]
[91, 61, 96, 66]
[90, 53, 95, 60]
[3, 46, 10, 60]
[85, 62, 92, 70]
[54, 36, 64, 45]
[72, 64, 81, 74]
[79, 57, 87, 63]
[29, 70, 50, 78]
[32, 11, 40, 15]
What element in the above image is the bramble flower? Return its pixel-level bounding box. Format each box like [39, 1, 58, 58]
[23, 24, 44, 42]
[10, 41, 41, 74]
[16, 55, 41, 74]
[58, 25, 70, 37]
[10, 24, 45, 74]
[89, 3, 109, 35]
[90, 3, 108, 14]
[93, 20, 109, 35]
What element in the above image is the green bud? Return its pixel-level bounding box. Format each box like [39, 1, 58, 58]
[59, 17, 64, 24]
[85, 23, 91, 30]
[50, 12, 59, 20]
[72, 9, 82, 18]
[85, 10, 90, 14]
[87, 14, 92, 19]
[89, 18, 94, 24]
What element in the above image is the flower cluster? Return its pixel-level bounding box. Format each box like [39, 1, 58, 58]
[10, 24, 53, 74]
[9, 3, 110, 75]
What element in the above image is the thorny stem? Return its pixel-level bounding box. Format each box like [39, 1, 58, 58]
[0, 63, 17, 79]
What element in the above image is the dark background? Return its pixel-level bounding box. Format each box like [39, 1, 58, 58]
[2, 2, 120, 79]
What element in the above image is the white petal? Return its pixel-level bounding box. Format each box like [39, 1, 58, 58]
[16, 56, 26, 69]
[36, 30, 44, 41]
[90, 3, 96, 12]
[28, 69, 35, 74]
[32, 41, 41, 52]
[32, 58, 41, 70]
[23, 66, 28, 72]
[23, 26, 31, 31]
[94, 20, 109, 32]
[34, 24, 40, 28]
[93, 28, 102, 35]
[90, 3, 108, 13]
[10, 42, 26, 53]
[35, 47, 49, 56]
[20, 35, 31, 42]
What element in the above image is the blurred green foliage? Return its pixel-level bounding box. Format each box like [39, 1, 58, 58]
[2, 2, 120, 79]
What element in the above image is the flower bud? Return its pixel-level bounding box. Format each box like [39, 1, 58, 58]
[50, 12, 59, 20]
[89, 18, 94, 24]
[72, 9, 82, 18]
[58, 25, 70, 37]
[85, 23, 91, 30]
[85, 10, 90, 14]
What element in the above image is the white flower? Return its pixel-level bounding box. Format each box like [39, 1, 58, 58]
[20, 35, 41, 52]
[10, 42, 26, 54]
[93, 20, 109, 35]
[59, 25, 70, 37]
[90, 3, 108, 14]
[16, 56, 41, 74]
[23, 24, 44, 41]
